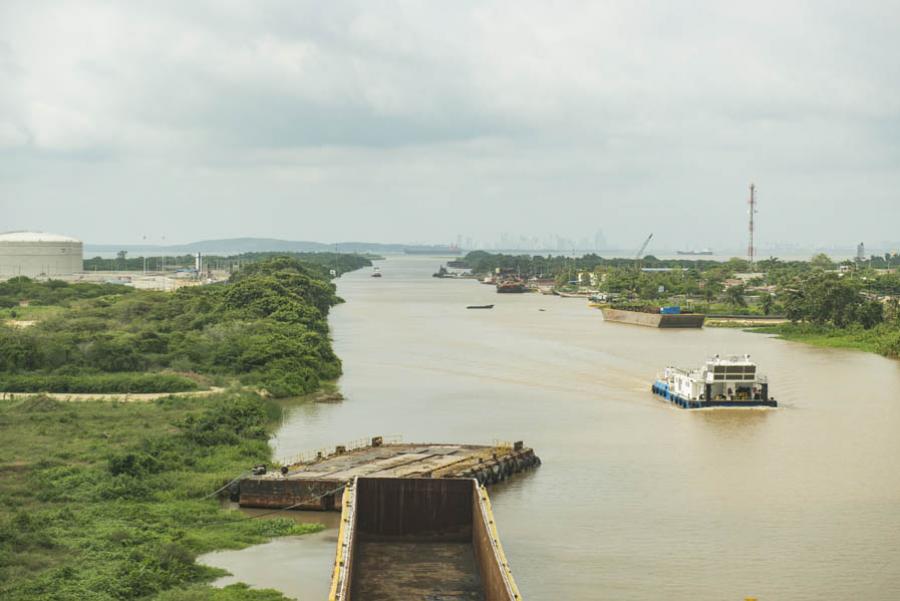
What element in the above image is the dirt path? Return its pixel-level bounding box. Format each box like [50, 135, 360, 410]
[0, 387, 226, 402]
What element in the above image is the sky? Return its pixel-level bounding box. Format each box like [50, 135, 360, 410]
[1, 1, 899, 251]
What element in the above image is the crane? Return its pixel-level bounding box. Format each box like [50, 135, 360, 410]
[630, 233, 653, 297]
[635, 233, 653, 262]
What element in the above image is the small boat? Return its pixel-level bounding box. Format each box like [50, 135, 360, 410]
[466, 304, 494, 309]
[371, 267, 382, 278]
[651, 354, 777, 409]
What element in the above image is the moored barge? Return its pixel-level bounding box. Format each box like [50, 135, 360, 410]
[237, 438, 540, 510]
[601, 305, 705, 328]
[496, 279, 526, 293]
[329, 477, 522, 601]
[652, 354, 777, 408]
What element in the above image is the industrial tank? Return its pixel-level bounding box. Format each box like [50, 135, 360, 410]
[0, 231, 83, 278]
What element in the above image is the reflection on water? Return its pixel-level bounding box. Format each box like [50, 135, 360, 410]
[202, 256, 900, 600]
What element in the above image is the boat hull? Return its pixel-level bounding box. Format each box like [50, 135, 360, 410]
[328, 477, 522, 601]
[601, 308, 705, 328]
[651, 381, 777, 408]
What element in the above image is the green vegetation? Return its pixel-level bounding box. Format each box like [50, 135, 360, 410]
[466, 250, 900, 357]
[83, 251, 373, 277]
[755, 271, 900, 357]
[754, 323, 900, 357]
[0, 373, 200, 394]
[0, 255, 370, 397]
[0, 391, 320, 601]
[0, 254, 372, 600]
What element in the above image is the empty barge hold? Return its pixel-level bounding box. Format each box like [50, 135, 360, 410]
[238, 438, 540, 510]
[329, 477, 522, 601]
[600, 306, 705, 328]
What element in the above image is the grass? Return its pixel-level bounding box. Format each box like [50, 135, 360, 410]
[751, 322, 900, 357]
[0, 391, 322, 601]
[0, 372, 202, 394]
[0, 305, 66, 324]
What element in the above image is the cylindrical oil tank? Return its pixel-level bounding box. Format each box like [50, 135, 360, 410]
[0, 231, 84, 278]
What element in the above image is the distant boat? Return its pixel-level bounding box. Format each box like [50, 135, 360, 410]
[371, 267, 382, 278]
[676, 249, 714, 256]
[404, 247, 462, 255]
[466, 304, 494, 309]
[496, 279, 526, 293]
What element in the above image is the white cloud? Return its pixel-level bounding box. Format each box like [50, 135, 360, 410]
[0, 1, 898, 248]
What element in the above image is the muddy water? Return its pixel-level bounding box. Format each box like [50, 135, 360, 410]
[202, 256, 900, 600]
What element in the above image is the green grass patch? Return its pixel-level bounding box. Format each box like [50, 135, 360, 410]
[753, 322, 900, 357]
[0, 305, 66, 322]
[0, 391, 322, 601]
[0, 372, 201, 394]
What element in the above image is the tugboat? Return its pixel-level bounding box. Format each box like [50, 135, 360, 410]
[651, 354, 777, 408]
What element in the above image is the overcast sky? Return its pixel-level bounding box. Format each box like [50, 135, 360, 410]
[1, 1, 898, 251]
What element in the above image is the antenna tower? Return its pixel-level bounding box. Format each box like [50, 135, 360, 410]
[748, 183, 757, 269]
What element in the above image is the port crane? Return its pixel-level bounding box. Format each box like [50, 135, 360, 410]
[630, 233, 653, 296]
[635, 233, 653, 263]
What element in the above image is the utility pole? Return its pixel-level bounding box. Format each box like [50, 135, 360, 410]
[748, 183, 757, 271]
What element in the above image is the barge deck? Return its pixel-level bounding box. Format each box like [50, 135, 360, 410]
[238, 437, 539, 510]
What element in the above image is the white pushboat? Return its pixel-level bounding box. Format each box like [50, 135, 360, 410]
[651, 354, 777, 408]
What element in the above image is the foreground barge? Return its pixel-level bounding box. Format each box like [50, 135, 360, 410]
[329, 477, 522, 601]
[238, 438, 539, 510]
[601, 307, 705, 328]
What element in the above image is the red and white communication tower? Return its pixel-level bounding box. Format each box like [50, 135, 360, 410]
[747, 183, 757, 269]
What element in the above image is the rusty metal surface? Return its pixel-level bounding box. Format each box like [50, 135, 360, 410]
[239, 442, 540, 510]
[238, 478, 339, 510]
[330, 477, 521, 601]
[356, 478, 473, 542]
[351, 541, 484, 601]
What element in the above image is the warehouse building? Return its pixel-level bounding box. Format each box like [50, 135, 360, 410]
[0, 231, 84, 278]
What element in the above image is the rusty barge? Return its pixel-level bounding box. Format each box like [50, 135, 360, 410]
[329, 477, 522, 601]
[238, 437, 540, 511]
[600, 306, 705, 328]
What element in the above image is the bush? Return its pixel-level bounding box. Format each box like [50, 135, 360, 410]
[0, 373, 199, 394]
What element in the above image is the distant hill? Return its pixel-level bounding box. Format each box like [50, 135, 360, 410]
[84, 237, 459, 255]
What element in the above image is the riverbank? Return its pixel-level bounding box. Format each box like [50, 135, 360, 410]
[751, 322, 900, 357]
[0, 390, 321, 601]
[0, 257, 373, 600]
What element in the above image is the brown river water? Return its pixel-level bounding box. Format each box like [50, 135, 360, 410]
[202, 255, 900, 600]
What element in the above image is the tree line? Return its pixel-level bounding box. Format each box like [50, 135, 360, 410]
[0, 255, 371, 396]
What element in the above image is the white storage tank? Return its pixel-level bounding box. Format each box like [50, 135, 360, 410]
[0, 231, 84, 278]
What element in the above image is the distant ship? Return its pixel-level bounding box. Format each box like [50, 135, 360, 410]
[676, 249, 714, 256]
[404, 246, 462, 255]
[496, 279, 526, 293]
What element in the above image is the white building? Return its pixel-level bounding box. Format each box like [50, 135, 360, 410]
[0, 231, 84, 278]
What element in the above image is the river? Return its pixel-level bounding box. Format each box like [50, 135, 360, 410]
[202, 255, 900, 600]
